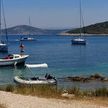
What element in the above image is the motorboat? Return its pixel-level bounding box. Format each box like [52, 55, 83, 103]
[0, 54, 29, 66]
[14, 75, 57, 85]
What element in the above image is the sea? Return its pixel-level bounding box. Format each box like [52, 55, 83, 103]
[0, 35, 108, 89]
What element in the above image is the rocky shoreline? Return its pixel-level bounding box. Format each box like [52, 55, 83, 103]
[65, 74, 108, 83]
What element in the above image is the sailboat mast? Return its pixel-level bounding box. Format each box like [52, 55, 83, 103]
[79, 0, 82, 37]
[0, 0, 1, 41]
[29, 16, 31, 26]
[28, 16, 31, 38]
[2, 0, 8, 43]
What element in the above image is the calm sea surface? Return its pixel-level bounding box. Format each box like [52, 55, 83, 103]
[0, 35, 108, 89]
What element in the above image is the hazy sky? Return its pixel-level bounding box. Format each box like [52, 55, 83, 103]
[2, 0, 108, 29]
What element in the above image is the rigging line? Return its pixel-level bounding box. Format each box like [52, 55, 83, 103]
[2, 0, 8, 43]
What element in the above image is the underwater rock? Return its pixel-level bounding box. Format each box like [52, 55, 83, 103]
[66, 74, 108, 82]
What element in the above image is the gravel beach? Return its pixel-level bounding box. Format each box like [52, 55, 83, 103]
[0, 91, 107, 108]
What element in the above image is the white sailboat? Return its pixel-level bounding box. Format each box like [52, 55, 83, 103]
[72, 0, 86, 45]
[20, 17, 35, 41]
[0, 0, 8, 52]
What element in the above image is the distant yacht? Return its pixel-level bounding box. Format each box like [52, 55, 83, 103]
[20, 17, 35, 41]
[20, 37, 34, 41]
[0, 0, 8, 52]
[72, 0, 86, 45]
[72, 38, 86, 45]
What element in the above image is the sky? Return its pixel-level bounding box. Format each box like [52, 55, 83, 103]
[2, 0, 108, 29]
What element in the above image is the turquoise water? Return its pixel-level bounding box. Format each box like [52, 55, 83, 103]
[0, 35, 108, 89]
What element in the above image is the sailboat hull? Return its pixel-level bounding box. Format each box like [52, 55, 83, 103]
[0, 44, 8, 52]
[14, 76, 57, 85]
[72, 39, 86, 45]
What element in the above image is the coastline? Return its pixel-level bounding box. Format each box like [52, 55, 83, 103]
[0, 91, 108, 108]
[60, 32, 108, 36]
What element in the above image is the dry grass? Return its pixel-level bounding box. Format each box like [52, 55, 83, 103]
[66, 87, 108, 98]
[3, 85, 61, 98]
[1, 84, 108, 106]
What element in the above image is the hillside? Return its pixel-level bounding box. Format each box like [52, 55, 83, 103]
[66, 21, 108, 34]
[2, 25, 64, 35]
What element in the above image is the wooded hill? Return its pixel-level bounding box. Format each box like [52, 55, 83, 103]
[67, 21, 108, 34]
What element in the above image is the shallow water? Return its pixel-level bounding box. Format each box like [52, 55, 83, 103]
[0, 35, 108, 89]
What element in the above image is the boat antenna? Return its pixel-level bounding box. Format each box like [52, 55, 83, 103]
[2, 0, 8, 43]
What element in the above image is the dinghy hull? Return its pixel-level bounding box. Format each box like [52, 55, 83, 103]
[14, 76, 57, 85]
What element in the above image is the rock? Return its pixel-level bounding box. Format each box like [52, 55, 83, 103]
[101, 77, 108, 81]
[66, 74, 108, 83]
[67, 76, 89, 82]
[61, 93, 75, 99]
[89, 74, 105, 80]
